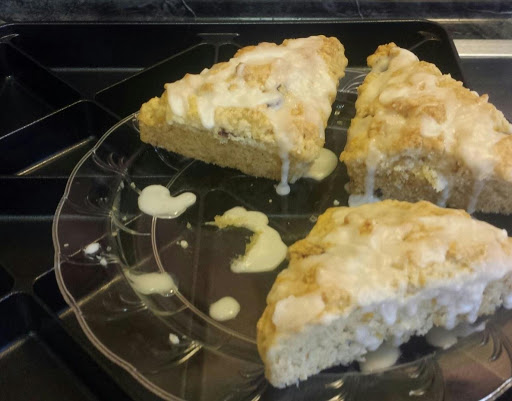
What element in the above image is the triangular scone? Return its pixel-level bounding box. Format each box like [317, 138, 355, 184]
[138, 36, 347, 194]
[257, 200, 512, 388]
[340, 43, 512, 213]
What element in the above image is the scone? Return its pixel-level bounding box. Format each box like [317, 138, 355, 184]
[138, 35, 348, 195]
[257, 200, 512, 388]
[340, 43, 512, 213]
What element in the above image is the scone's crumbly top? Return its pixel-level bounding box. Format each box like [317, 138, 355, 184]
[264, 200, 512, 335]
[340, 43, 512, 182]
[162, 36, 347, 160]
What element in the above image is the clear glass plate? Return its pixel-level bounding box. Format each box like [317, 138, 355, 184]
[54, 69, 512, 401]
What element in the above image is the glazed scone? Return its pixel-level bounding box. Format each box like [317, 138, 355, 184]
[257, 200, 512, 388]
[339, 43, 512, 213]
[138, 36, 348, 195]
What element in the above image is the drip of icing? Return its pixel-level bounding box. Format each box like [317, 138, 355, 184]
[84, 242, 100, 255]
[359, 342, 400, 373]
[165, 37, 338, 196]
[426, 327, 457, 350]
[276, 156, 291, 196]
[348, 193, 381, 208]
[504, 294, 512, 309]
[426, 322, 485, 350]
[349, 142, 382, 207]
[467, 179, 485, 214]
[437, 184, 452, 207]
[169, 333, 180, 345]
[126, 271, 177, 296]
[274, 123, 294, 196]
[304, 148, 339, 181]
[272, 293, 325, 332]
[138, 185, 196, 218]
[209, 296, 240, 321]
[211, 207, 287, 273]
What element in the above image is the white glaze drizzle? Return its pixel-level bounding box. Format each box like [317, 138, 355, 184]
[209, 296, 241, 321]
[426, 321, 485, 350]
[348, 142, 382, 207]
[211, 207, 287, 273]
[126, 271, 177, 296]
[169, 333, 180, 345]
[437, 184, 452, 207]
[138, 185, 196, 218]
[348, 193, 381, 208]
[276, 156, 291, 196]
[504, 293, 512, 309]
[359, 342, 400, 373]
[84, 242, 100, 255]
[467, 179, 485, 214]
[304, 148, 339, 181]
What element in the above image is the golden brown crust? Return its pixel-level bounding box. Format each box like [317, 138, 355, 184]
[138, 96, 166, 127]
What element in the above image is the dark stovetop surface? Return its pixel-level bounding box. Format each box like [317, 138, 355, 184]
[0, 0, 511, 23]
